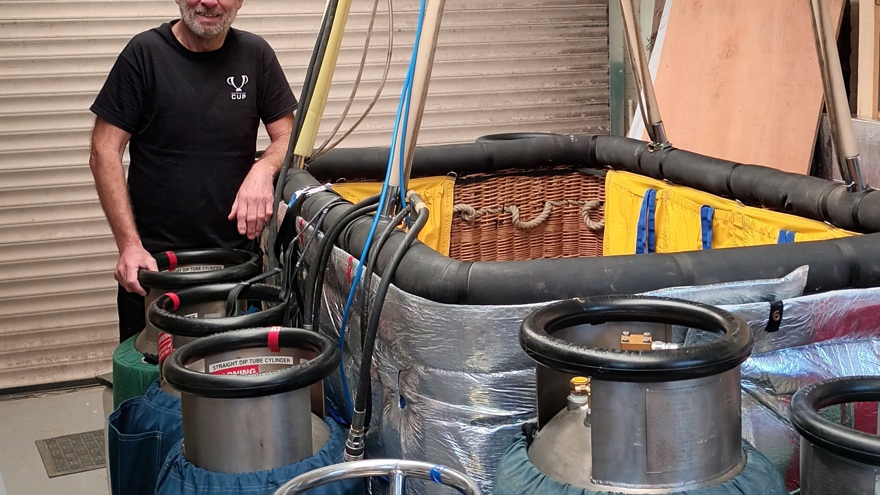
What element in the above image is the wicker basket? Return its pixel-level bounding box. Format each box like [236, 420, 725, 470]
[449, 168, 605, 262]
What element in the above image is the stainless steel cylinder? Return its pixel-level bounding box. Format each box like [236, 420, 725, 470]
[790, 376, 880, 495]
[799, 440, 880, 494]
[522, 295, 753, 493]
[589, 368, 743, 489]
[139, 286, 233, 354]
[180, 388, 328, 473]
[180, 346, 326, 473]
[148, 282, 287, 395]
[163, 327, 340, 474]
[135, 249, 262, 356]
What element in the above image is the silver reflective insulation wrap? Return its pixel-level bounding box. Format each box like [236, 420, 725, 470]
[729, 288, 880, 488]
[317, 246, 540, 494]
[642, 265, 809, 306]
[297, 215, 880, 494]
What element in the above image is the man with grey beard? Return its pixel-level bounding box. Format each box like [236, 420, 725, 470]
[89, 0, 297, 343]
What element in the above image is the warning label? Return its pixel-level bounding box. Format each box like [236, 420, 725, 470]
[208, 356, 294, 375]
[170, 264, 225, 273]
[211, 365, 261, 376]
[158, 332, 173, 363]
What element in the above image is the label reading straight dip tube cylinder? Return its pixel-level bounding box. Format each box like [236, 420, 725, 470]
[207, 356, 296, 375]
[169, 264, 225, 273]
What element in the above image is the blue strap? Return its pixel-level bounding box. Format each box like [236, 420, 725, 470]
[635, 189, 658, 254]
[646, 189, 656, 253]
[429, 465, 447, 484]
[700, 205, 714, 250]
[777, 229, 795, 244]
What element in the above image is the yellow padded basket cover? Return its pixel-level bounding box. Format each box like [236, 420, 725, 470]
[655, 189, 705, 253]
[663, 179, 856, 248]
[331, 176, 455, 255]
[603, 171, 668, 256]
[603, 171, 857, 256]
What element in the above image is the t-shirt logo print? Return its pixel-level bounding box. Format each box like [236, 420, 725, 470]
[227, 75, 249, 100]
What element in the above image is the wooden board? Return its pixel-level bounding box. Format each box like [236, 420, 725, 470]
[632, 0, 844, 174]
[857, 0, 880, 120]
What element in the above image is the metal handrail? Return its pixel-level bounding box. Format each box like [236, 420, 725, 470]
[272, 459, 482, 495]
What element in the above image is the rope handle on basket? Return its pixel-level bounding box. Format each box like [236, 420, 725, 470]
[453, 199, 605, 232]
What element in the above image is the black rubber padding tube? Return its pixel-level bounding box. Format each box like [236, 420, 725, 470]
[148, 283, 286, 337]
[163, 327, 339, 399]
[139, 249, 262, 289]
[790, 376, 880, 466]
[305, 134, 880, 233]
[475, 132, 563, 143]
[306, 133, 590, 182]
[284, 146, 880, 305]
[519, 295, 753, 382]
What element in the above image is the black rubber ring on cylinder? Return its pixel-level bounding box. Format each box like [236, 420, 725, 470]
[790, 376, 880, 466]
[162, 327, 339, 398]
[519, 295, 753, 382]
[139, 248, 262, 289]
[148, 283, 287, 337]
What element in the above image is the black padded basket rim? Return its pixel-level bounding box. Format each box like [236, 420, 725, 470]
[162, 327, 339, 399]
[790, 376, 880, 465]
[519, 295, 753, 382]
[139, 248, 262, 289]
[148, 283, 287, 337]
[475, 132, 564, 143]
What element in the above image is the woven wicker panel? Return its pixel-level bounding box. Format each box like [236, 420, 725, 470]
[449, 169, 605, 262]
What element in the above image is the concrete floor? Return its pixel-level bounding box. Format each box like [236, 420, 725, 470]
[0, 386, 109, 495]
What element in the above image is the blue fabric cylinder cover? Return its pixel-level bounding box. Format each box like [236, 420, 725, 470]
[493, 433, 788, 495]
[108, 381, 182, 495]
[155, 417, 363, 495]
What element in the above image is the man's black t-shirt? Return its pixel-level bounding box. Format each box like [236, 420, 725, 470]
[91, 21, 297, 252]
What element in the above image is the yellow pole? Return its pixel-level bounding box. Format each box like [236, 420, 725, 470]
[294, 0, 353, 157]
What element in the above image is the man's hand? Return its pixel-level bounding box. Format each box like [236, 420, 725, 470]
[228, 163, 275, 240]
[228, 113, 292, 240]
[116, 244, 157, 296]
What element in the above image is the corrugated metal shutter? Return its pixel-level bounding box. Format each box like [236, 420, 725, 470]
[0, 0, 608, 391]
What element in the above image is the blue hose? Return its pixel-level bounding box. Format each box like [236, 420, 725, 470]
[336, 0, 430, 419]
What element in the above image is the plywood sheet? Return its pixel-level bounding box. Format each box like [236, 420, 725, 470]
[634, 0, 844, 174]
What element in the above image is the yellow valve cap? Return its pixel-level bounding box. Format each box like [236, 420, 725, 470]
[570, 376, 590, 395]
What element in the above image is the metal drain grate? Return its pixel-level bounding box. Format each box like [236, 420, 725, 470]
[34, 430, 105, 478]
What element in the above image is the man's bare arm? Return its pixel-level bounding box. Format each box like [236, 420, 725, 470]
[89, 116, 157, 295]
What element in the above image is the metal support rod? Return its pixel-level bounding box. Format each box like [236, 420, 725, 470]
[272, 459, 482, 495]
[402, 0, 446, 189]
[384, 0, 446, 217]
[390, 470, 406, 495]
[809, 0, 867, 191]
[618, 0, 669, 147]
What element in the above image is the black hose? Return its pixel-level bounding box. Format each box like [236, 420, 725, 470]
[354, 200, 429, 419]
[359, 206, 413, 348]
[224, 267, 283, 317]
[352, 209, 411, 433]
[307, 196, 381, 333]
[280, 198, 346, 325]
[268, 0, 343, 270]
